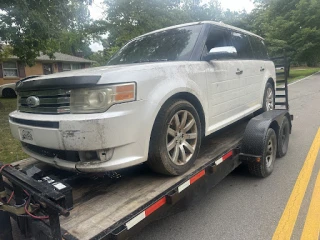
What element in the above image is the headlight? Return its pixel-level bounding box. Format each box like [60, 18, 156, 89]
[70, 83, 136, 113]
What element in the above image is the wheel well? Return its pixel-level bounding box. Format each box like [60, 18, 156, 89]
[267, 78, 275, 90]
[269, 120, 280, 138]
[2, 88, 17, 97]
[166, 92, 206, 136]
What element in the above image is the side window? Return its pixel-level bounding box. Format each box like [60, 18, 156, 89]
[230, 32, 254, 59]
[250, 36, 269, 60]
[249, 36, 263, 59]
[258, 39, 269, 59]
[203, 27, 232, 56]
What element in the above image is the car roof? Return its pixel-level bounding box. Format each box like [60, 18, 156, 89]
[137, 21, 263, 40]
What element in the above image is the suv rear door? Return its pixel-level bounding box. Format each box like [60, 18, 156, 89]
[230, 31, 262, 111]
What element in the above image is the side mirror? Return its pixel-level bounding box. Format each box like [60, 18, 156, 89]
[203, 46, 237, 61]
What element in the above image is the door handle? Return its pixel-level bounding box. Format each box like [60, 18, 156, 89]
[236, 69, 243, 75]
[260, 67, 265, 72]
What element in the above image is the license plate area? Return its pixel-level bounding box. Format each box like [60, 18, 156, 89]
[19, 128, 35, 144]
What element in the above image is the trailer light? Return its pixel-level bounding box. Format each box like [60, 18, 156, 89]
[256, 157, 261, 162]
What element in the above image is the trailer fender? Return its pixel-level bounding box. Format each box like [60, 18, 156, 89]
[240, 110, 292, 162]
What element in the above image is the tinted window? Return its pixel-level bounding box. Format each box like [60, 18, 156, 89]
[230, 32, 254, 59]
[258, 39, 269, 59]
[250, 36, 269, 60]
[203, 27, 232, 56]
[107, 25, 203, 65]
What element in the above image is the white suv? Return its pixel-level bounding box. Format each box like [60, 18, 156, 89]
[9, 21, 276, 175]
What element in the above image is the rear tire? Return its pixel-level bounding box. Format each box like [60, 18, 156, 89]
[2, 88, 17, 98]
[277, 117, 290, 158]
[262, 82, 275, 112]
[148, 99, 201, 176]
[248, 128, 277, 178]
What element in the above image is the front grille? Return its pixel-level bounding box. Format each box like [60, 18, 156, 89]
[22, 143, 80, 162]
[18, 89, 70, 114]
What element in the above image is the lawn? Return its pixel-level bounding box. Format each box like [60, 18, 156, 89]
[288, 67, 320, 83]
[0, 98, 28, 163]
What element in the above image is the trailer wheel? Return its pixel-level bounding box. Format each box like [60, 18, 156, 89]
[148, 99, 201, 176]
[277, 116, 290, 158]
[248, 128, 277, 178]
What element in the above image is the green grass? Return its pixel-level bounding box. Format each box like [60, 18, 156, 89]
[288, 67, 320, 83]
[0, 98, 28, 163]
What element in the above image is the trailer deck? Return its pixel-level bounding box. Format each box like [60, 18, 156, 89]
[6, 119, 247, 240]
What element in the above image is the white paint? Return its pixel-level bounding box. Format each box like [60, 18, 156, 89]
[0, 82, 16, 97]
[178, 180, 191, 193]
[125, 212, 146, 230]
[215, 158, 223, 166]
[53, 182, 67, 190]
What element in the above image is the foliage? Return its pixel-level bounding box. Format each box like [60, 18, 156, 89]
[1, 0, 320, 66]
[94, 0, 231, 61]
[0, 0, 92, 66]
[246, 0, 320, 65]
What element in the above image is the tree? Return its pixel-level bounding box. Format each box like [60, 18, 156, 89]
[0, 0, 92, 66]
[96, 0, 225, 58]
[246, 0, 320, 65]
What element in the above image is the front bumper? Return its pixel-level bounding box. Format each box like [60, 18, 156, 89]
[9, 101, 149, 172]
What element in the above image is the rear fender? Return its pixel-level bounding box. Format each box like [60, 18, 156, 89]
[241, 110, 292, 158]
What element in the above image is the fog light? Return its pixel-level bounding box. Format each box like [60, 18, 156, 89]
[79, 151, 99, 162]
[97, 148, 114, 161]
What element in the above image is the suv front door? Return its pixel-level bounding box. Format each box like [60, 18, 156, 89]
[203, 27, 245, 134]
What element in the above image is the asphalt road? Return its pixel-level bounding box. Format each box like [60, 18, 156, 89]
[8, 73, 320, 240]
[133, 73, 320, 240]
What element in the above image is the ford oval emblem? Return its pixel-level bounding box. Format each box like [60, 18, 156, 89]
[26, 96, 40, 108]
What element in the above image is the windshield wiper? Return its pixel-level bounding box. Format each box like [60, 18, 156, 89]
[133, 59, 168, 63]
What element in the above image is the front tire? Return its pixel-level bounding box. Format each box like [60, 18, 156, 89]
[148, 99, 201, 176]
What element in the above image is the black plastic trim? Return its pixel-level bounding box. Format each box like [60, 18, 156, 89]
[9, 117, 59, 129]
[16, 76, 101, 91]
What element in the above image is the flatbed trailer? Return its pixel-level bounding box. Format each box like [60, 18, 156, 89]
[0, 109, 292, 240]
[0, 57, 292, 240]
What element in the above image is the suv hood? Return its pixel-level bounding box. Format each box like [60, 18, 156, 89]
[16, 62, 191, 91]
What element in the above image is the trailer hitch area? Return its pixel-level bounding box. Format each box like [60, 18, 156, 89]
[0, 201, 39, 216]
[239, 153, 263, 163]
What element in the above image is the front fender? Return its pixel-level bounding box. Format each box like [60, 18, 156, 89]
[137, 72, 208, 157]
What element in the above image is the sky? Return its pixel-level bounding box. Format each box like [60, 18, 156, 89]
[88, 0, 255, 51]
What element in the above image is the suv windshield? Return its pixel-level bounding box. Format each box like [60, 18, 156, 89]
[107, 24, 203, 65]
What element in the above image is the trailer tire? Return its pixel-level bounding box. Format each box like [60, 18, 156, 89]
[277, 116, 290, 158]
[248, 128, 277, 178]
[148, 99, 201, 176]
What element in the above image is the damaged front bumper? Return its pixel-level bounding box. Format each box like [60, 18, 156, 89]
[9, 101, 148, 172]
